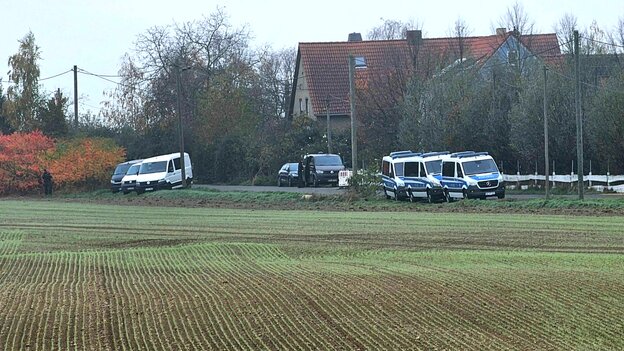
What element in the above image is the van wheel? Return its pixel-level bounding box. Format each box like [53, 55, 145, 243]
[383, 187, 391, 199]
[408, 190, 415, 203]
[136, 189, 144, 195]
[444, 190, 452, 203]
[497, 192, 505, 199]
[277, 178, 282, 187]
[426, 190, 433, 203]
[462, 189, 468, 199]
[313, 175, 319, 187]
[394, 188, 401, 201]
[288, 177, 293, 187]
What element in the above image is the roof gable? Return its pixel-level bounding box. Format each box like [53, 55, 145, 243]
[291, 31, 561, 117]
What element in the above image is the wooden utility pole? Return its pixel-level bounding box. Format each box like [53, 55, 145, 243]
[574, 30, 584, 200]
[543, 65, 549, 199]
[326, 97, 332, 154]
[175, 65, 187, 188]
[348, 55, 358, 172]
[73, 65, 78, 128]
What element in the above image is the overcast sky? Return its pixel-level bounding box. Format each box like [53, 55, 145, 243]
[1, 0, 622, 116]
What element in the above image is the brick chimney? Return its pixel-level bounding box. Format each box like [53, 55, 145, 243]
[496, 28, 507, 36]
[406, 30, 422, 46]
[348, 32, 362, 42]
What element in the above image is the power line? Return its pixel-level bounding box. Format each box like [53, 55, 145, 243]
[584, 37, 624, 50]
[40, 69, 73, 81]
[0, 69, 73, 84]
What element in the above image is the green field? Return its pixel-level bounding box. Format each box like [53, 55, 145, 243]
[0, 199, 623, 350]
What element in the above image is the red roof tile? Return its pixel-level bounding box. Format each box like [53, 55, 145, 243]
[294, 32, 561, 116]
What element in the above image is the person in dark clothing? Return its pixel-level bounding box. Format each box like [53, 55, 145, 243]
[303, 156, 312, 187]
[42, 169, 53, 195]
[297, 160, 304, 188]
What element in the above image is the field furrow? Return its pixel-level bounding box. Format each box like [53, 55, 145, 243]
[0, 200, 623, 350]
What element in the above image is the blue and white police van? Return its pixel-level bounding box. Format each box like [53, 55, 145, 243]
[381, 151, 448, 202]
[438, 151, 505, 200]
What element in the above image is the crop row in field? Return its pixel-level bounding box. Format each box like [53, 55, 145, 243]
[0, 200, 623, 350]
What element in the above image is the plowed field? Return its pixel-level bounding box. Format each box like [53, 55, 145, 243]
[0, 199, 623, 350]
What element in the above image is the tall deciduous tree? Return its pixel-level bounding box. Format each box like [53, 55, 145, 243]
[3, 31, 42, 132]
[0, 84, 13, 134]
[38, 89, 69, 138]
[585, 70, 624, 174]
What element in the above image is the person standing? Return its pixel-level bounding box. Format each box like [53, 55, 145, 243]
[42, 169, 53, 195]
[297, 160, 304, 188]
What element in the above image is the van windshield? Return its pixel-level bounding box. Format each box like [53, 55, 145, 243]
[425, 160, 442, 175]
[139, 161, 167, 174]
[113, 163, 131, 175]
[315, 155, 343, 166]
[462, 159, 499, 176]
[126, 164, 141, 175]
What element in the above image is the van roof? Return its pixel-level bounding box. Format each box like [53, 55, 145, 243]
[449, 151, 490, 159]
[117, 159, 143, 166]
[141, 152, 189, 163]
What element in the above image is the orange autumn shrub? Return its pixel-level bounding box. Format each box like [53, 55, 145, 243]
[0, 132, 125, 194]
[48, 138, 125, 190]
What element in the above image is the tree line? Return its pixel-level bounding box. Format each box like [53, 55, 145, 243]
[1, 5, 623, 190]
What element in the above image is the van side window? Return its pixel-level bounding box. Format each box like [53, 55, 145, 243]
[394, 163, 404, 177]
[457, 164, 464, 178]
[168, 160, 174, 173]
[442, 162, 455, 177]
[389, 163, 394, 177]
[173, 157, 181, 170]
[382, 161, 390, 176]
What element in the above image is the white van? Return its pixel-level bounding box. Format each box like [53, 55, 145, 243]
[134, 152, 193, 194]
[120, 161, 143, 194]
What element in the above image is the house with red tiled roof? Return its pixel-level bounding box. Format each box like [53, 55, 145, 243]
[289, 29, 561, 127]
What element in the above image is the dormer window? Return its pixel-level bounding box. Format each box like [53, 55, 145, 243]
[354, 56, 367, 69]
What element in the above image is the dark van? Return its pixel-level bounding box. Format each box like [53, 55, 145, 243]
[302, 153, 345, 187]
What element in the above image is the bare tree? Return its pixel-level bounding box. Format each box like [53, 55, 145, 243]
[497, 1, 534, 35]
[367, 18, 421, 40]
[582, 20, 608, 55]
[555, 13, 578, 54]
[449, 17, 472, 62]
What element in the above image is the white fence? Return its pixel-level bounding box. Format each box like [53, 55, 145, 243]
[503, 173, 624, 193]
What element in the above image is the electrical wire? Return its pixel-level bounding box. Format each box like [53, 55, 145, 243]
[40, 69, 73, 81]
[0, 69, 73, 84]
[584, 37, 624, 50]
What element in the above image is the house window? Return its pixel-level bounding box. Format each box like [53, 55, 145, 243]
[354, 56, 367, 69]
[508, 49, 518, 66]
[305, 98, 309, 114]
[299, 98, 303, 113]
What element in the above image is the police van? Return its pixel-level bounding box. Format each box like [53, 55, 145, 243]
[381, 151, 447, 202]
[439, 151, 505, 200]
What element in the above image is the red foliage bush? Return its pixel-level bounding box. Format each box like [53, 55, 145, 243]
[0, 132, 125, 194]
[0, 131, 55, 194]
